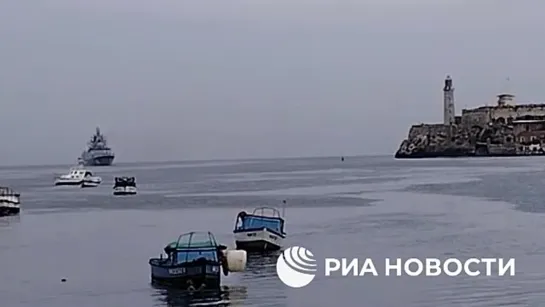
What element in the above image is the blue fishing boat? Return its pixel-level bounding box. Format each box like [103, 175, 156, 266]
[149, 231, 247, 290]
[233, 207, 286, 252]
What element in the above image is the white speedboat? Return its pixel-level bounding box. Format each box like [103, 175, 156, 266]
[54, 166, 102, 186]
[113, 177, 137, 195]
[0, 187, 20, 216]
[233, 206, 286, 252]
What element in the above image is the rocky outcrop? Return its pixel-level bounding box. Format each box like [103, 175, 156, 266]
[395, 122, 519, 158]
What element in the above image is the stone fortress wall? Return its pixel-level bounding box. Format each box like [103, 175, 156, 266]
[461, 104, 545, 127]
[395, 76, 545, 158]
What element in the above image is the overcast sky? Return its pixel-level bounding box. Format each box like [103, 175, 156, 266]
[1, 0, 544, 165]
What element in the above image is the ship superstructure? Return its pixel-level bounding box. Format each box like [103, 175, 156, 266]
[79, 127, 115, 166]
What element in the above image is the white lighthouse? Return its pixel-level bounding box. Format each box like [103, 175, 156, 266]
[443, 75, 455, 125]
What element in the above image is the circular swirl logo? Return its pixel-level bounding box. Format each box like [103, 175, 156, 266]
[276, 246, 317, 288]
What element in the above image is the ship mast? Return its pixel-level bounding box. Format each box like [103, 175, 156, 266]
[87, 127, 108, 149]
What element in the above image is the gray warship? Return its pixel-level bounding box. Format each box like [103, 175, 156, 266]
[395, 75, 545, 158]
[79, 127, 115, 166]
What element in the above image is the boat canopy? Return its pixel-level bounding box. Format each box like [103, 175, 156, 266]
[236, 215, 283, 233]
[164, 231, 219, 252]
[235, 207, 284, 233]
[251, 207, 282, 218]
[158, 232, 221, 265]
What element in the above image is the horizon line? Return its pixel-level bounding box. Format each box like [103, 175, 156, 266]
[0, 153, 392, 169]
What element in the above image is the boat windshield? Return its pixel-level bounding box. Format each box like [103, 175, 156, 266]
[175, 249, 218, 264]
[237, 215, 283, 233]
[114, 177, 135, 186]
[162, 232, 220, 264]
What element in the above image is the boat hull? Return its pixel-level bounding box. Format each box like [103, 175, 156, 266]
[55, 180, 101, 186]
[113, 191, 137, 195]
[0, 206, 20, 217]
[149, 262, 221, 289]
[81, 182, 100, 188]
[54, 180, 83, 186]
[234, 229, 284, 252]
[56, 177, 101, 186]
[113, 187, 137, 195]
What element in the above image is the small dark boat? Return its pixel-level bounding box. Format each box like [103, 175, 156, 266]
[233, 207, 286, 252]
[113, 177, 137, 195]
[0, 187, 21, 217]
[149, 232, 246, 290]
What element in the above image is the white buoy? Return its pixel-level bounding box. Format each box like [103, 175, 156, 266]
[223, 250, 247, 272]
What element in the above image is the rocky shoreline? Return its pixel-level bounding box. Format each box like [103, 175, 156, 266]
[394, 122, 544, 159]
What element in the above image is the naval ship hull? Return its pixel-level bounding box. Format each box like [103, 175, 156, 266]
[81, 127, 115, 166]
[81, 155, 115, 166]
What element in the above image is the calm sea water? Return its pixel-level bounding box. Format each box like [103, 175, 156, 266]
[2, 155, 545, 306]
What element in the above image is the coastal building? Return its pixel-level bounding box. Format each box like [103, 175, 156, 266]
[395, 75, 545, 158]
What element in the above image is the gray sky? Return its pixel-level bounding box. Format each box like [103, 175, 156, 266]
[1, 0, 544, 165]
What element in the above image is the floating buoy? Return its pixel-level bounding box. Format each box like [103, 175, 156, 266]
[341, 156, 345, 161]
[223, 250, 247, 272]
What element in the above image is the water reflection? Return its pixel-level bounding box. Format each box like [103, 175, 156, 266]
[240, 251, 287, 305]
[152, 285, 248, 307]
[244, 251, 280, 277]
[0, 215, 20, 228]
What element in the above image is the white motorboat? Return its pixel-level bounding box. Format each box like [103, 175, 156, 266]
[54, 166, 102, 186]
[0, 187, 20, 216]
[113, 177, 137, 195]
[233, 206, 286, 252]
